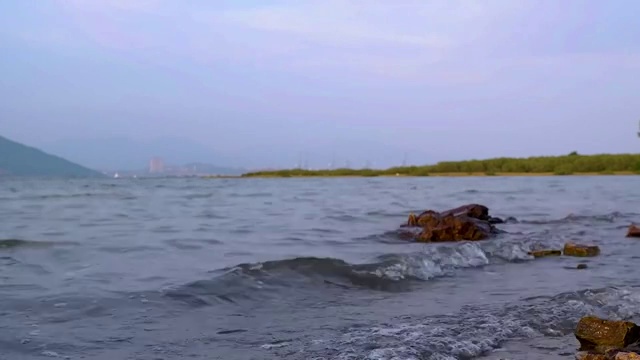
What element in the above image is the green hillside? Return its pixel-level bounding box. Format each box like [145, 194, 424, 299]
[0, 135, 104, 177]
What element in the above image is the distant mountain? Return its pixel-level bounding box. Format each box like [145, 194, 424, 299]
[0, 135, 104, 177]
[41, 136, 234, 171]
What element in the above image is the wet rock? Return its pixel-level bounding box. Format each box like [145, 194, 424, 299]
[576, 352, 609, 360]
[577, 263, 588, 270]
[615, 352, 640, 360]
[414, 210, 441, 228]
[564, 242, 600, 257]
[576, 350, 640, 360]
[439, 204, 489, 220]
[404, 204, 499, 242]
[417, 214, 494, 242]
[621, 344, 640, 354]
[407, 213, 418, 227]
[528, 249, 562, 258]
[627, 224, 640, 238]
[575, 316, 640, 353]
[488, 216, 505, 224]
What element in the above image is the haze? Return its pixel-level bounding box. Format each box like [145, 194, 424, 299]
[1, 0, 639, 170]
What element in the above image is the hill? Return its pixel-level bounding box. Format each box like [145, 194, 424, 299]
[242, 153, 640, 177]
[0, 136, 104, 177]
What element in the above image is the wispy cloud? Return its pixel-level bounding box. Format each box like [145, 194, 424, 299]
[8, 0, 640, 83]
[213, 2, 452, 49]
[59, 0, 162, 14]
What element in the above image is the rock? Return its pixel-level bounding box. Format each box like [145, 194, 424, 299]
[407, 213, 418, 227]
[576, 352, 609, 360]
[439, 204, 489, 220]
[403, 204, 498, 242]
[615, 353, 640, 360]
[528, 249, 562, 258]
[488, 216, 505, 224]
[627, 224, 640, 238]
[417, 214, 494, 242]
[575, 316, 640, 353]
[576, 350, 640, 360]
[414, 210, 442, 228]
[564, 242, 600, 257]
[577, 263, 588, 269]
[621, 344, 640, 354]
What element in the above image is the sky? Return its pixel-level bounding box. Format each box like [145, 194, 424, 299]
[1, 0, 639, 170]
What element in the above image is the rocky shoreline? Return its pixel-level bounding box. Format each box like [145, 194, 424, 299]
[400, 202, 639, 247]
[399, 204, 640, 358]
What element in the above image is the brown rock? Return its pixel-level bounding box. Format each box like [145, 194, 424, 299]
[627, 224, 640, 238]
[416, 210, 441, 228]
[576, 350, 640, 360]
[439, 204, 489, 220]
[564, 242, 600, 257]
[616, 353, 640, 360]
[528, 249, 562, 258]
[403, 204, 498, 242]
[407, 213, 418, 227]
[576, 352, 609, 360]
[575, 316, 640, 353]
[417, 214, 493, 242]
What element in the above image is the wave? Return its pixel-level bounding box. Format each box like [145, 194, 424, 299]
[297, 286, 640, 360]
[163, 241, 542, 307]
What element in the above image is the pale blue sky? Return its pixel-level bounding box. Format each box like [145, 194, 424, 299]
[1, 0, 639, 169]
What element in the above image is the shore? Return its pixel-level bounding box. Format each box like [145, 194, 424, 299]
[234, 153, 640, 178]
[203, 171, 638, 179]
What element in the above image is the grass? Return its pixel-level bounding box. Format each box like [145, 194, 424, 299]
[240, 152, 640, 178]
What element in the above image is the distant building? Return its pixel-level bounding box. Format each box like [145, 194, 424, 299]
[149, 157, 165, 173]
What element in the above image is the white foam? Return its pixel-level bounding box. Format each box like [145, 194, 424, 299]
[324, 288, 640, 360]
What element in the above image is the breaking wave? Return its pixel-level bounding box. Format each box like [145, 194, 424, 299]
[163, 239, 555, 307]
[298, 286, 640, 360]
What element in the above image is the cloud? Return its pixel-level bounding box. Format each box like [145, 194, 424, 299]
[11, 0, 640, 84]
[58, 0, 162, 14]
[213, 1, 452, 49]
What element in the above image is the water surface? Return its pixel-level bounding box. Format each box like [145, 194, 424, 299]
[1, 176, 639, 359]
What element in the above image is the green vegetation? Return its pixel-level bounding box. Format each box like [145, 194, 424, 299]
[243, 153, 640, 177]
[0, 135, 104, 177]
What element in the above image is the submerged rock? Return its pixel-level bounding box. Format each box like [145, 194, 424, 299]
[577, 263, 588, 270]
[527, 249, 562, 258]
[627, 224, 640, 238]
[564, 242, 600, 257]
[575, 316, 640, 353]
[404, 204, 499, 242]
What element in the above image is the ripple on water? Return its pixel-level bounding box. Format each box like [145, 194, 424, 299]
[1, 177, 639, 359]
[163, 238, 223, 250]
